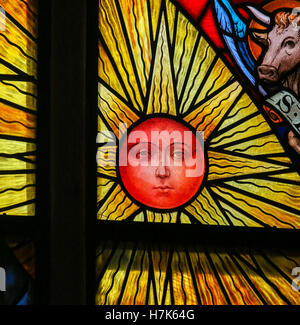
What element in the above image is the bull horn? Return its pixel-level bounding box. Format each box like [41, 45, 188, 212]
[247, 6, 271, 25]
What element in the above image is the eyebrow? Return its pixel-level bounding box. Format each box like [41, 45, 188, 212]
[169, 142, 197, 155]
[128, 141, 194, 150]
[169, 142, 191, 149]
[127, 141, 158, 150]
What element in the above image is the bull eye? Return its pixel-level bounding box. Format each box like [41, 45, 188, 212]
[284, 40, 295, 49]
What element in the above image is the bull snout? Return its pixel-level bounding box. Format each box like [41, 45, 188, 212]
[257, 65, 279, 83]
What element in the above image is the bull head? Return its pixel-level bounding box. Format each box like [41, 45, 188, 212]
[248, 6, 300, 86]
[247, 6, 277, 83]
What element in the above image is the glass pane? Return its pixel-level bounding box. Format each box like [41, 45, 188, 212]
[97, 0, 300, 229]
[96, 240, 300, 305]
[0, 0, 38, 217]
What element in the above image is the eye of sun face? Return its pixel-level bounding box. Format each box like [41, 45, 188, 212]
[170, 144, 186, 161]
[130, 143, 153, 161]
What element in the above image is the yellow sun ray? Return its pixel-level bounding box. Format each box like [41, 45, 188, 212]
[96, 243, 134, 305]
[97, 145, 117, 178]
[171, 249, 198, 305]
[98, 41, 128, 100]
[269, 172, 300, 182]
[133, 211, 145, 222]
[210, 114, 272, 148]
[151, 244, 170, 305]
[224, 179, 300, 211]
[266, 156, 292, 164]
[211, 186, 300, 229]
[0, 14, 37, 76]
[184, 81, 242, 140]
[224, 133, 285, 156]
[195, 58, 233, 105]
[0, 64, 17, 75]
[251, 254, 300, 305]
[96, 243, 113, 280]
[165, 0, 177, 45]
[3, 203, 35, 216]
[146, 211, 177, 223]
[0, 186, 35, 211]
[179, 212, 192, 224]
[217, 93, 258, 131]
[149, 0, 162, 39]
[97, 177, 115, 205]
[231, 253, 291, 305]
[0, 0, 38, 38]
[0, 174, 34, 193]
[148, 282, 156, 305]
[185, 187, 229, 225]
[179, 37, 216, 114]
[189, 250, 228, 305]
[0, 1, 37, 217]
[173, 12, 199, 95]
[97, 185, 139, 221]
[0, 157, 35, 171]
[118, 0, 152, 96]
[209, 252, 264, 305]
[146, 15, 177, 116]
[0, 80, 36, 112]
[0, 103, 36, 139]
[207, 151, 288, 181]
[219, 201, 264, 227]
[99, 0, 144, 111]
[98, 83, 140, 138]
[120, 244, 149, 305]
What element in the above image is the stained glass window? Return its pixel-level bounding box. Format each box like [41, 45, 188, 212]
[0, 0, 37, 217]
[96, 240, 300, 305]
[0, 0, 38, 305]
[97, 0, 300, 306]
[97, 0, 300, 228]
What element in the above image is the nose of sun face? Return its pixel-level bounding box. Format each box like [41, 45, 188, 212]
[155, 165, 170, 178]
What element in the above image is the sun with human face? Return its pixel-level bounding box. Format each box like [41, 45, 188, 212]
[119, 117, 205, 210]
[97, 0, 300, 228]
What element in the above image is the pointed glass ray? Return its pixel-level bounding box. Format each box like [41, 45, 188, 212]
[99, 0, 144, 111]
[207, 150, 289, 181]
[184, 81, 242, 140]
[146, 15, 177, 116]
[98, 83, 140, 139]
[185, 187, 229, 225]
[118, 0, 152, 97]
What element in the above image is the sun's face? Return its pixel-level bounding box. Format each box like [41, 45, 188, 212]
[119, 117, 205, 209]
[97, 0, 300, 227]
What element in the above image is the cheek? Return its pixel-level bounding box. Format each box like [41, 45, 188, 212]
[128, 165, 154, 179]
[278, 48, 299, 71]
[170, 166, 196, 187]
[120, 165, 155, 189]
[292, 45, 300, 64]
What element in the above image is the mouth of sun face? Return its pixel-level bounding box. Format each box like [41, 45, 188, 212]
[97, 0, 300, 228]
[154, 186, 173, 190]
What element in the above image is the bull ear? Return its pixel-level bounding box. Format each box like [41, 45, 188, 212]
[251, 31, 268, 46]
